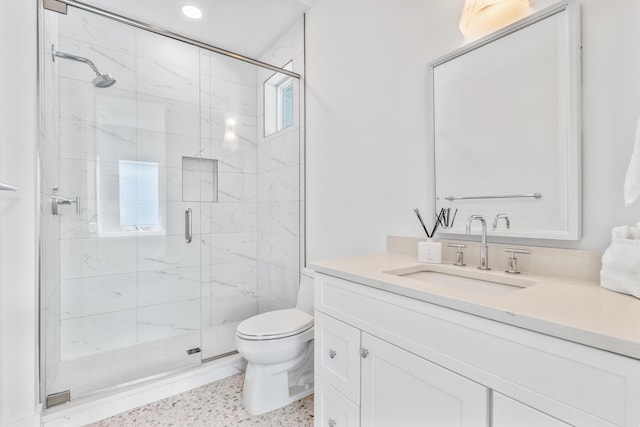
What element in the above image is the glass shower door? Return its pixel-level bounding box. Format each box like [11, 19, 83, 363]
[42, 7, 205, 402]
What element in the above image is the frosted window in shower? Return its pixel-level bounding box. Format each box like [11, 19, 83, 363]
[118, 160, 160, 227]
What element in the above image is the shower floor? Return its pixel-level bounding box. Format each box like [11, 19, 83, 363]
[86, 372, 314, 426]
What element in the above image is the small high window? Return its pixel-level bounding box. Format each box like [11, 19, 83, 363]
[279, 80, 294, 129]
[264, 61, 294, 136]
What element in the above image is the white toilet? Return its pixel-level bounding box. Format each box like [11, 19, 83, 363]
[235, 277, 314, 416]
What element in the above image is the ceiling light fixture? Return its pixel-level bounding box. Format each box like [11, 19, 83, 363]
[181, 5, 203, 19]
[459, 0, 531, 41]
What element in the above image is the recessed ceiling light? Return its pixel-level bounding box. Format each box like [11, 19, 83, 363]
[181, 5, 202, 19]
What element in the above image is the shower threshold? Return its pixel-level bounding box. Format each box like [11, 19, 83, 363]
[42, 353, 246, 426]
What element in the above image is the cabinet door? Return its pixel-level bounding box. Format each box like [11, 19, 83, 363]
[315, 311, 361, 403]
[361, 333, 489, 427]
[315, 377, 360, 427]
[492, 393, 571, 427]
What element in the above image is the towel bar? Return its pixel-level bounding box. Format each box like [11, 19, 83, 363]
[444, 193, 541, 201]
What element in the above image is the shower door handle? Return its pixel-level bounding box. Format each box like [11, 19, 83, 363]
[51, 192, 80, 215]
[185, 207, 192, 243]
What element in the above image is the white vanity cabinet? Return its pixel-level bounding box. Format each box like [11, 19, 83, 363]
[313, 272, 640, 427]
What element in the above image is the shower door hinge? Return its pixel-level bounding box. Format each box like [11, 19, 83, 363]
[186, 347, 202, 355]
[46, 390, 71, 408]
[43, 0, 68, 14]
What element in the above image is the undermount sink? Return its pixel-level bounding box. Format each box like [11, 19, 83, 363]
[384, 265, 536, 296]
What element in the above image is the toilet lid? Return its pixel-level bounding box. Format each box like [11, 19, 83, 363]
[237, 309, 313, 340]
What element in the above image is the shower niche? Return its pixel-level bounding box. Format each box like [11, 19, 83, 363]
[183, 157, 218, 202]
[40, 3, 303, 404]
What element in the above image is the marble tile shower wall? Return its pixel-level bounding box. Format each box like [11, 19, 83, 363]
[256, 18, 305, 313]
[201, 51, 260, 358]
[51, 8, 260, 361]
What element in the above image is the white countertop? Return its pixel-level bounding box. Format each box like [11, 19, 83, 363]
[310, 253, 640, 360]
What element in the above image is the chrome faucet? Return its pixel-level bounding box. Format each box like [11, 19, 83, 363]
[466, 215, 490, 270]
[492, 213, 510, 230]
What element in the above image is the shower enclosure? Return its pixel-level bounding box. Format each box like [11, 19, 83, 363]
[39, 2, 304, 404]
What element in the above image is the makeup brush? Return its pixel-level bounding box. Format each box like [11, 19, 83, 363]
[414, 208, 431, 238]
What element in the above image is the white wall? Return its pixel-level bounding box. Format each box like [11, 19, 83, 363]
[305, 0, 640, 262]
[0, 1, 40, 426]
[577, 0, 640, 249]
[306, 0, 463, 261]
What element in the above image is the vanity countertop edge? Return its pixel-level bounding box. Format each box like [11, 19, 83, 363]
[309, 253, 640, 361]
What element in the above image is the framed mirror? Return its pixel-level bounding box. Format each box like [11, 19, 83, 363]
[431, 1, 581, 240]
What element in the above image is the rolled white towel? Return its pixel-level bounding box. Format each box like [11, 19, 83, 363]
[601, 265, 640, 299]
[612, 225, 631, 239]
[601, 237, 640, 272]
[601, 264, 640, 281]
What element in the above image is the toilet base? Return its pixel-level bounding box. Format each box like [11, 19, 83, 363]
[242, 341, 314, 416]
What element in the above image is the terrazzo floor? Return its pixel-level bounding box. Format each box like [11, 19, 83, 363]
[86, 373, 314, 427]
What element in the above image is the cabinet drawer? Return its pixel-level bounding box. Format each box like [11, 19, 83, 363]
[314, 311, 361, 403]
[315, 377, 360, 427]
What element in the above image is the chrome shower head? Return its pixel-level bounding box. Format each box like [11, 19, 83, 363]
[92, 74, 116, 88]
[52, 45, 116, 89]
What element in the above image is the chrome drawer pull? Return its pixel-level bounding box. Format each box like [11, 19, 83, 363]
[328, 349, 337, 359]
[360, 348, 369, 358]
[328, 419, 337, 427]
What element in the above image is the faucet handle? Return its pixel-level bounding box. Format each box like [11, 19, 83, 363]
[505, 248, 530, 274]
[447, 243, 466, 266]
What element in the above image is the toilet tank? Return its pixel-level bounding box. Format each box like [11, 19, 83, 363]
[296, 273, 314, 315]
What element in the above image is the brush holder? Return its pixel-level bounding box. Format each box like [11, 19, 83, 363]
[418, 240, 442, 263]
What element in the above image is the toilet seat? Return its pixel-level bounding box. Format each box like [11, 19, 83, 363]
[237, 308, 313, 341]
